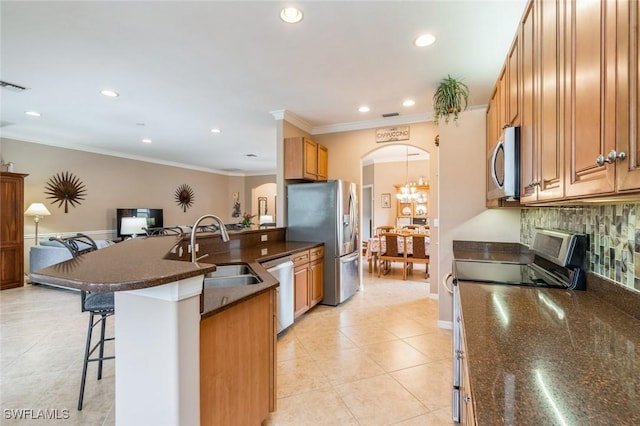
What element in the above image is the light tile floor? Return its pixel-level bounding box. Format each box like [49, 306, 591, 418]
[1, 264, 452, 425]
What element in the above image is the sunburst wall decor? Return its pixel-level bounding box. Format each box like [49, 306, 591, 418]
[44, 171, 87, 213]
[175, 184, 195, 212]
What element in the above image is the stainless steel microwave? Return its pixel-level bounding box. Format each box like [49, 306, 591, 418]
[487, 126, 520, 200]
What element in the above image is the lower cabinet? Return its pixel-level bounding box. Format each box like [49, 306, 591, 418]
[200, 290, 276, 425]
[293, 246, 324, 319]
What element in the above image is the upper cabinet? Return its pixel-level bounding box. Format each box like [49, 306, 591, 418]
[616, 0, 640, 191]
[564, 0, 617, 197]
[488, 0, 640, 204]
[284, 137, 328, 182]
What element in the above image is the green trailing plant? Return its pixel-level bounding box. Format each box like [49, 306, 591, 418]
[432, 75, 469, 125]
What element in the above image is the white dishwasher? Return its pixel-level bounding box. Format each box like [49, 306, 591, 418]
[262, 256, 294, 334]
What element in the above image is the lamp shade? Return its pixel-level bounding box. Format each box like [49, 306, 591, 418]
[25, 203, 51, 217]
[121, 217, 147, 236]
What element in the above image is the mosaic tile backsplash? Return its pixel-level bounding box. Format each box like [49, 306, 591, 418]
[521, 203, 640, 293]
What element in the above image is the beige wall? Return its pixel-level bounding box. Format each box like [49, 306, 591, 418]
[371, 159, 429, 229]
[313, 122, 440, 296]
[0, 137, 275, 272]
[437, 109, 521, 325]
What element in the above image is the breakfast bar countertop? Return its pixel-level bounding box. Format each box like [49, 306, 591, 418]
[29, 234, 323, 318]
[29, 236, 216, 293]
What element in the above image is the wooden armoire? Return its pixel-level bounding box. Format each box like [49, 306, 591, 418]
[1, 172, 28, 290]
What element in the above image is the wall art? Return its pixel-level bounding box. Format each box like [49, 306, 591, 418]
[175, 184, 195, 212]
[44, 171, 86, 213]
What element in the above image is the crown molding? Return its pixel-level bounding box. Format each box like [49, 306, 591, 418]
[311, 112, 432, 135]
[270, 109, 313, 133]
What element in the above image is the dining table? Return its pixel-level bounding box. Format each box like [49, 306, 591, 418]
[365, 235, 430, 273]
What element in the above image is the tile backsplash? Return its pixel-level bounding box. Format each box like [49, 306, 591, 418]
[521, 203, 640, 292]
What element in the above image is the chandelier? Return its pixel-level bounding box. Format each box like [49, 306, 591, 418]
[396, 146, 428, 203]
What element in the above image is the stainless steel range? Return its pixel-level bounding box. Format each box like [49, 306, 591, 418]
[451, 228, 589, 423]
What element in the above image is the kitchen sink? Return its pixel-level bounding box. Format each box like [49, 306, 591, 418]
[204, 264, 262, 288]
[206, 264, 255, 278]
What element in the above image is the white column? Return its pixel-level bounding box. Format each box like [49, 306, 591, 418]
[114, 275, 203, 426]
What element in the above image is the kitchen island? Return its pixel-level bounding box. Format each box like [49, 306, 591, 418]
[30, 230, 322, 426]
[453, 241, 640, 425]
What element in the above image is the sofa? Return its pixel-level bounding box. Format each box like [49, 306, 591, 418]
[29, 238, 113, 284]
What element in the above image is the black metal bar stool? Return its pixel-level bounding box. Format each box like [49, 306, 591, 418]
[49, 233, 115, 410]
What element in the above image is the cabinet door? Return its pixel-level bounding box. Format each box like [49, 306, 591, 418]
[1, 173, 25, 290]
[507, 37, 520, 126]
[498, 68, 507, 130]
[397, 202, 412, 218]
[564, 0, 617, 197]
[537, 0, 564, 201]
[303, 138, 318, 181]
[316, 144, 328, 181]
[617, 0, 640, 191]
[520, 0, 538, 202]
[309, 259, 323, 307]
[293, 264, 309, 318]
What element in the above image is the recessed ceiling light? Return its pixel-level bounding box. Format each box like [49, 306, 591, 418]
[142, 138, 152, 144]
[414, 33, 436, 47]
[403, 99, 416, 107]
[25, 111, 41, 117]
[280, 7, 303, 24]
[210, 128, 221, 134]
[100, 89, 119, 97]
[358, 106, 370, 113]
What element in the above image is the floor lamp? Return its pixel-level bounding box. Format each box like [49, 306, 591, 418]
[25, 203, 51, 245]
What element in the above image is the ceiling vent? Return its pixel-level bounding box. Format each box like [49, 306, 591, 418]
[382, 112, 399, 118]
[0, 80, 28, 92]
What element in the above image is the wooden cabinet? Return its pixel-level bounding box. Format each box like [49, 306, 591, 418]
[520, 0, 538, 202]
[394, 185, 429, 221]
[458, 315, 476, 425]
[514, 0, 564, 203]
[1, 172, 28, 290]
[507, 37, 520, 126]
[309, 246, 324, 306]
[564, 0, 618, 197]
[616, 0, 640, 191]
[489, 0, 640, 204]
[293, 249, 310, 317]
[200, 289, 276, 425]
[284, 137, 328, 181]
[293, 246, 324, 318]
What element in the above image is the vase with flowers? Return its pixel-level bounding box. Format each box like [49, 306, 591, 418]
[240, 212, 256, 227]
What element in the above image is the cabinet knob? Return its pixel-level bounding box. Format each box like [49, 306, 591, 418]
[463, 395, 472, 403]
[597, 150, 626, 166]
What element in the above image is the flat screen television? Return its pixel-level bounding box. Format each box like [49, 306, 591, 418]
[116, 208, 164, 238]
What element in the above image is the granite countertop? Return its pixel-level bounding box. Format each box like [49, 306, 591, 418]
[30, 234, 322, 318]
[459, 282, 640, 425]
[199, 241, 322, 319]
[29, 236, 216, 292]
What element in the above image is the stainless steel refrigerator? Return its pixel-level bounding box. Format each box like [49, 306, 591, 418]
[287, 180, 360, 306]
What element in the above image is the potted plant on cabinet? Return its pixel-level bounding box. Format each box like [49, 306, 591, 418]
[432, 75, 469, 125]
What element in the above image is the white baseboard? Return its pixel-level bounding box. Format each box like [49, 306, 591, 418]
[429, 293, 439, 300]
[438, 320, 453, 330]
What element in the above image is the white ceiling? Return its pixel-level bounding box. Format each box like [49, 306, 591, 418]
[0, 1, 527, 175]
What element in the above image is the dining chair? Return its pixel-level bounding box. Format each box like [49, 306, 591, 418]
[406, 233, 430, 278]
[49, 233, 115, 410]
[144, 226, 184, 236]
[401, 225, 420, 234]
[378, 232, 408, 280]
[375, 225, 395, 236]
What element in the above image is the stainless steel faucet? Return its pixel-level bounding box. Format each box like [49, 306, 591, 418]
[190, 214, 230, 263]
